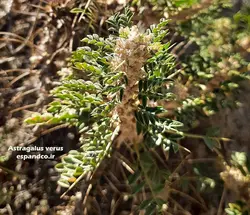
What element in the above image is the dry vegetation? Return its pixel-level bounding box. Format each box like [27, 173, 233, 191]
[0, 0, 250, 215]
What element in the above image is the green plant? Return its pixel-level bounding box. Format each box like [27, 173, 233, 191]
[171, 2, 250, 128]
[234, 4, 250, 33]
[133, 0, 199, 13]
[25, 6, 236, 214]
[69, 0, 100, 31]
[225, 201, 250, 215]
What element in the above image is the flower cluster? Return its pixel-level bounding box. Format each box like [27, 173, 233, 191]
[111, 26, 152, 146]
[221, 166, 250, 203]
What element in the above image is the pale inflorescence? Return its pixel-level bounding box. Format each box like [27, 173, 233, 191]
[221, 166, 250, 201]
[111, 26, 152, 146]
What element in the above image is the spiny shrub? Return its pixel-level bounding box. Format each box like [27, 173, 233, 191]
[25, 7, 236, 214]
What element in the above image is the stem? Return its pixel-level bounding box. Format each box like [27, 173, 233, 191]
[0, 164, 24, 178]
[165, 129, 232, 142]
[135, 149, 158, 201]
[217, 186, 226, 215]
